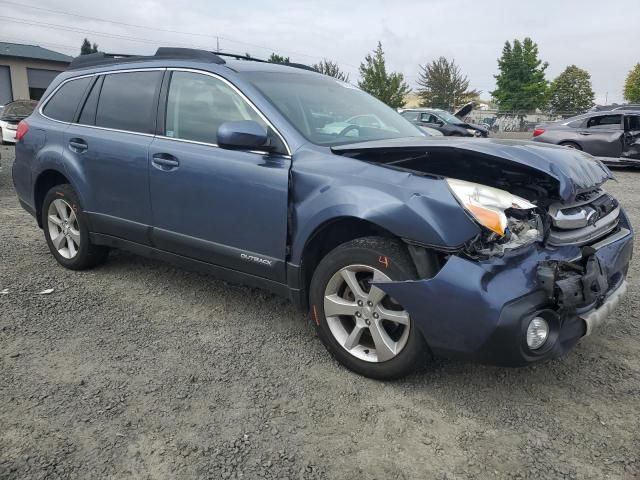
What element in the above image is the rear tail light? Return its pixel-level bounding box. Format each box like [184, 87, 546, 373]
[15, 120, 29, 142]
[532, 128, 545, 137]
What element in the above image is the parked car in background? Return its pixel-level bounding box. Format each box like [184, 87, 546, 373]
[12, 48, 632, 379]
[532, 110, 640, 166]
[400, 108, 489, 137]
[1, 100, 38, 144]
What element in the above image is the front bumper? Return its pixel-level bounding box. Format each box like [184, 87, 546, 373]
[377, 213, 634, 367]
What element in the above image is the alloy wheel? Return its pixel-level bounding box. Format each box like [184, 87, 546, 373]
[47, 198, 80, 259]
[323, 264, 410, 363]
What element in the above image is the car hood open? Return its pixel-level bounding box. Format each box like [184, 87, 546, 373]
[332, 137, 613, 202]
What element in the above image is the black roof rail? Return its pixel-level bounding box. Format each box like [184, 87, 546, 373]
[67, 48, 226, 71]
[214, 52, 269, 63]
[215, 52, 316, 72]
[67, 47, 316, 73]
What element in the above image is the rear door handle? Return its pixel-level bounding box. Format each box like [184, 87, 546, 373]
[68, 138, 88, 153]
[579, 132, 592, 136]
[152, 153, 180, 171]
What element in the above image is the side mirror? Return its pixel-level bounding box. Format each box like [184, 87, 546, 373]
[217, 120, 272, 151]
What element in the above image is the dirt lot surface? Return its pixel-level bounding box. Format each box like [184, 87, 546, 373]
[1, 144, 639, 479]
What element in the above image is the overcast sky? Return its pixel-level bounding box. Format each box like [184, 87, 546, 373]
[2, 0, 639, 104]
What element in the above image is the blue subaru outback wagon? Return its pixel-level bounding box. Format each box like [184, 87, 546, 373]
[12, 48, 633, 379]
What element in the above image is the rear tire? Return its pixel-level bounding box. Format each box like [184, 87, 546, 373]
[309, 236, 429, 379]
[560, 141, 582, 150]
[41, 184, 109, 270]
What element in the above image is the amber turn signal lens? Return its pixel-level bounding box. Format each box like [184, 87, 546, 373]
[467, 204, 506, 236]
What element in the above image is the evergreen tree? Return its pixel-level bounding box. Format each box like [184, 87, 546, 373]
[491, 38, 548, 111]
[268, 53, 290, 64]
[358, 42, 411, 109]
[80, 38, 98, 55]
[312, 59, 349, 82]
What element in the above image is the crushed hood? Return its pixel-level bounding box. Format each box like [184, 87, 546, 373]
[332, 137, 613, 201]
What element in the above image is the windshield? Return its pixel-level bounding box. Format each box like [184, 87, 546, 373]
[242, 72, 424, 146]
[436, 110, 465, 125]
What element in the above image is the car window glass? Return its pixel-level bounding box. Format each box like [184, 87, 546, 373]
[95, 71, 162, 134]
[421, 113, 436, 123]
[587, 114, 622, 129]
[165, 71, 266, 145]
[401, 111, 419, 121]
[566, 119, 584, 128]
[42, 77, 91, 122]
[627, 115, 640, 131]
[78, 76, 102, 126]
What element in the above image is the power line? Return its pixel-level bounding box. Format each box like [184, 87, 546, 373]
[0, 0, 356, 67]
[0, 36, 78, 52]
[0, 16, 217, 50]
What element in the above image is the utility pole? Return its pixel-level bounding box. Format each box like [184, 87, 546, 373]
[216, 36, 220, 52]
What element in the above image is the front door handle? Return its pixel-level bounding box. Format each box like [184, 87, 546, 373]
[579, 132, 592, 136]
[152, 153, 180, 171]
[68, 138, 88, 153]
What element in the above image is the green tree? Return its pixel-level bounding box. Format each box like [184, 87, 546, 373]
[312, 58, 349, 82]
[547, 65, 595, 114]
[80, 38, 98, 55]
[623, 63, 640, 103]
[416, 57, 479, 110]
[268, 53, 290, 64]
[358, 42, 411, 108]
[491, 38, 548, 111]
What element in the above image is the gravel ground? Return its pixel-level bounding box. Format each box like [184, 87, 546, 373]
[1, 144, 639, 480]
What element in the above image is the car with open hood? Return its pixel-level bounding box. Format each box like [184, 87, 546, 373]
[12, 48, 632, 379]
[399, 104, 489, 137]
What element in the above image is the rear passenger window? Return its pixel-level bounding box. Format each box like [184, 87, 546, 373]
[43, 77, 92, 122]
[587, 115, 622, 129]
[165, 71, 266, 144]
[95, 71, 162, 134]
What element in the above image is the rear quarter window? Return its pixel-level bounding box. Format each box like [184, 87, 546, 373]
[95, 71, 163, 134]
[42, 77, 92, 122]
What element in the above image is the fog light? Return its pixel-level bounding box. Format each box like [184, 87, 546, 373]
[526, 317, 549, 350]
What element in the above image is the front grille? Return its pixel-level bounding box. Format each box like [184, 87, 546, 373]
[547, 190, 620, 246]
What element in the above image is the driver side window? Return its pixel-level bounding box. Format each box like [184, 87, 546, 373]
[420, 113, 437, 123]
[165, 71, 267, 145]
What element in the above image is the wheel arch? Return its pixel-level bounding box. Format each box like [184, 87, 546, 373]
[295, 216, 402, 310]
[33, 169, 72, 228]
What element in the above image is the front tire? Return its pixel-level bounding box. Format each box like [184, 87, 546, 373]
[41, 184, 109, 270]
[309, 237, 429, 379]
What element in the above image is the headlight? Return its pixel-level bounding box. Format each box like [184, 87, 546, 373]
[446, 178, 536, 236]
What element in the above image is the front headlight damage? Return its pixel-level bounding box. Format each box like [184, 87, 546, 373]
[446, 178, 543, 256]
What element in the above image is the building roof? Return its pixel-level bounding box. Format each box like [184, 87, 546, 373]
[0, 42, 72, 63]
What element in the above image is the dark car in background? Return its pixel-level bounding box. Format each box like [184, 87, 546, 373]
[1, 100, 38, 144]
[11, 48, 632, 379]
[532, 110, 640, 166]
[400, 107, 489, 137]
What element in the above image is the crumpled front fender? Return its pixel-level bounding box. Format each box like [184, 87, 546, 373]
[374, 222, 633, 360]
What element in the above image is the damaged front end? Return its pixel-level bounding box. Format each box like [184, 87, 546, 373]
[332, 139, 633, 366]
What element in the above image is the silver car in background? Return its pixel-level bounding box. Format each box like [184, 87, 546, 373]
[532, 110, 640, 167]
